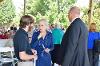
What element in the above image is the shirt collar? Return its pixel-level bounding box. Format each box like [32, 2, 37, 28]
[19, 28, 28, 35]
[71, 17, 80, 23]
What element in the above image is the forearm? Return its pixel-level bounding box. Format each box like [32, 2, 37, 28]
[49, 44, 54, 51]
[49, 47, 54, 51]
[19, 52, 35, 61]
[21, 55, 35, 61]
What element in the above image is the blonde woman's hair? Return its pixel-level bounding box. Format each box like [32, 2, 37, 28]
[39, 19, 49, 30]
[89, 23, 96, 32]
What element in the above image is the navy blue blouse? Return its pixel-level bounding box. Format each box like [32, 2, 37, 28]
[31, 31, 54, 55]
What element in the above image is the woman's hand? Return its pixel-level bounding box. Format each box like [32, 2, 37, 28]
[34, 54, 38, 60]
[44, 48, 50, 53]
[31, 49, 37, 55]
[32, 49, 38, 60]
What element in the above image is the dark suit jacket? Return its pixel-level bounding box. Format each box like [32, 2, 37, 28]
[60, 18, 90, 66]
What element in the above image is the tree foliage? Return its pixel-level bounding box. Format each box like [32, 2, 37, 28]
[0, 0, 15, 26]
[82, 2, 100, 31]
[26, 0, 75, 27]
[93, 2, 100, 31]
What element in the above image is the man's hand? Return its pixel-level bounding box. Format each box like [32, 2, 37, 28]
[32, 49, 37, 55]
[19, 51, 38, 61]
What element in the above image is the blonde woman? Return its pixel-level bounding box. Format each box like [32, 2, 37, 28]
[31, 19, 54, 66]
[88, 23, 100, 66]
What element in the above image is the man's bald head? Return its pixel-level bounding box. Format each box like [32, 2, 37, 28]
[69, 6, 80, 15]
[68, 6, 80, 22]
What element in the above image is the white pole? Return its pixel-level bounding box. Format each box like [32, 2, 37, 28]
[34, 60, 36, 66]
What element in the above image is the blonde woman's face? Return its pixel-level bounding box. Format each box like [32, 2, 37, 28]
[39, 21, 47, 32]
[91, 25, 96, 29]
[90, 24, 96, 32]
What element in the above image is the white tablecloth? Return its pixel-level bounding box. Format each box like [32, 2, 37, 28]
[0, 47, 14, 52]
[0, 39, 13, 47]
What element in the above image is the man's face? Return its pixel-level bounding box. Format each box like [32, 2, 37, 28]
[28, 23, 34, 31]
[25, 25, 29, 32]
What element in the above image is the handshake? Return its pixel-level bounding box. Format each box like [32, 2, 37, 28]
[31, 48, 50, 60]
[32, 49, 38, 60]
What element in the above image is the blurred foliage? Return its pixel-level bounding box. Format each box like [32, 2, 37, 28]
[82, 2, 100, 31]
[0, 0, 3, 2]
[25, 0, 100, 30]
[26, 0, 75, 27]
[93, 2, 100, 31]
[0, 0, 99, 30]
[0, 0, 15, 26]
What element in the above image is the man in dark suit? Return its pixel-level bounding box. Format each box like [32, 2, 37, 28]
[60, 6, 90, 66]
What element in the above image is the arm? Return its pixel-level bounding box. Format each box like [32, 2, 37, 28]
[19, 51, 37, 60]
[45, 33, 54, 53]
[49, 33, 54, 51]
[18, 34, 37, 61]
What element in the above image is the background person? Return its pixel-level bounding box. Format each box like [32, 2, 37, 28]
[51, 23, 64, 66]
[88, 23, 100, 66]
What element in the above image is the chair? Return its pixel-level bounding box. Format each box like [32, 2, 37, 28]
[0, 39, 18, 66]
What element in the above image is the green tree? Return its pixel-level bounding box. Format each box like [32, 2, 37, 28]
[93, 2, 100, 31]
[0, 0, 15, 26]
[26, 0, 49, 16]
[82, 2, 100, 31]
[26, 0, 75, 27]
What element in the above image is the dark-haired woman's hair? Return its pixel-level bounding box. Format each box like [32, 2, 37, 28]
[10, 27, 14, 30]
[19, 15, 34, 28]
